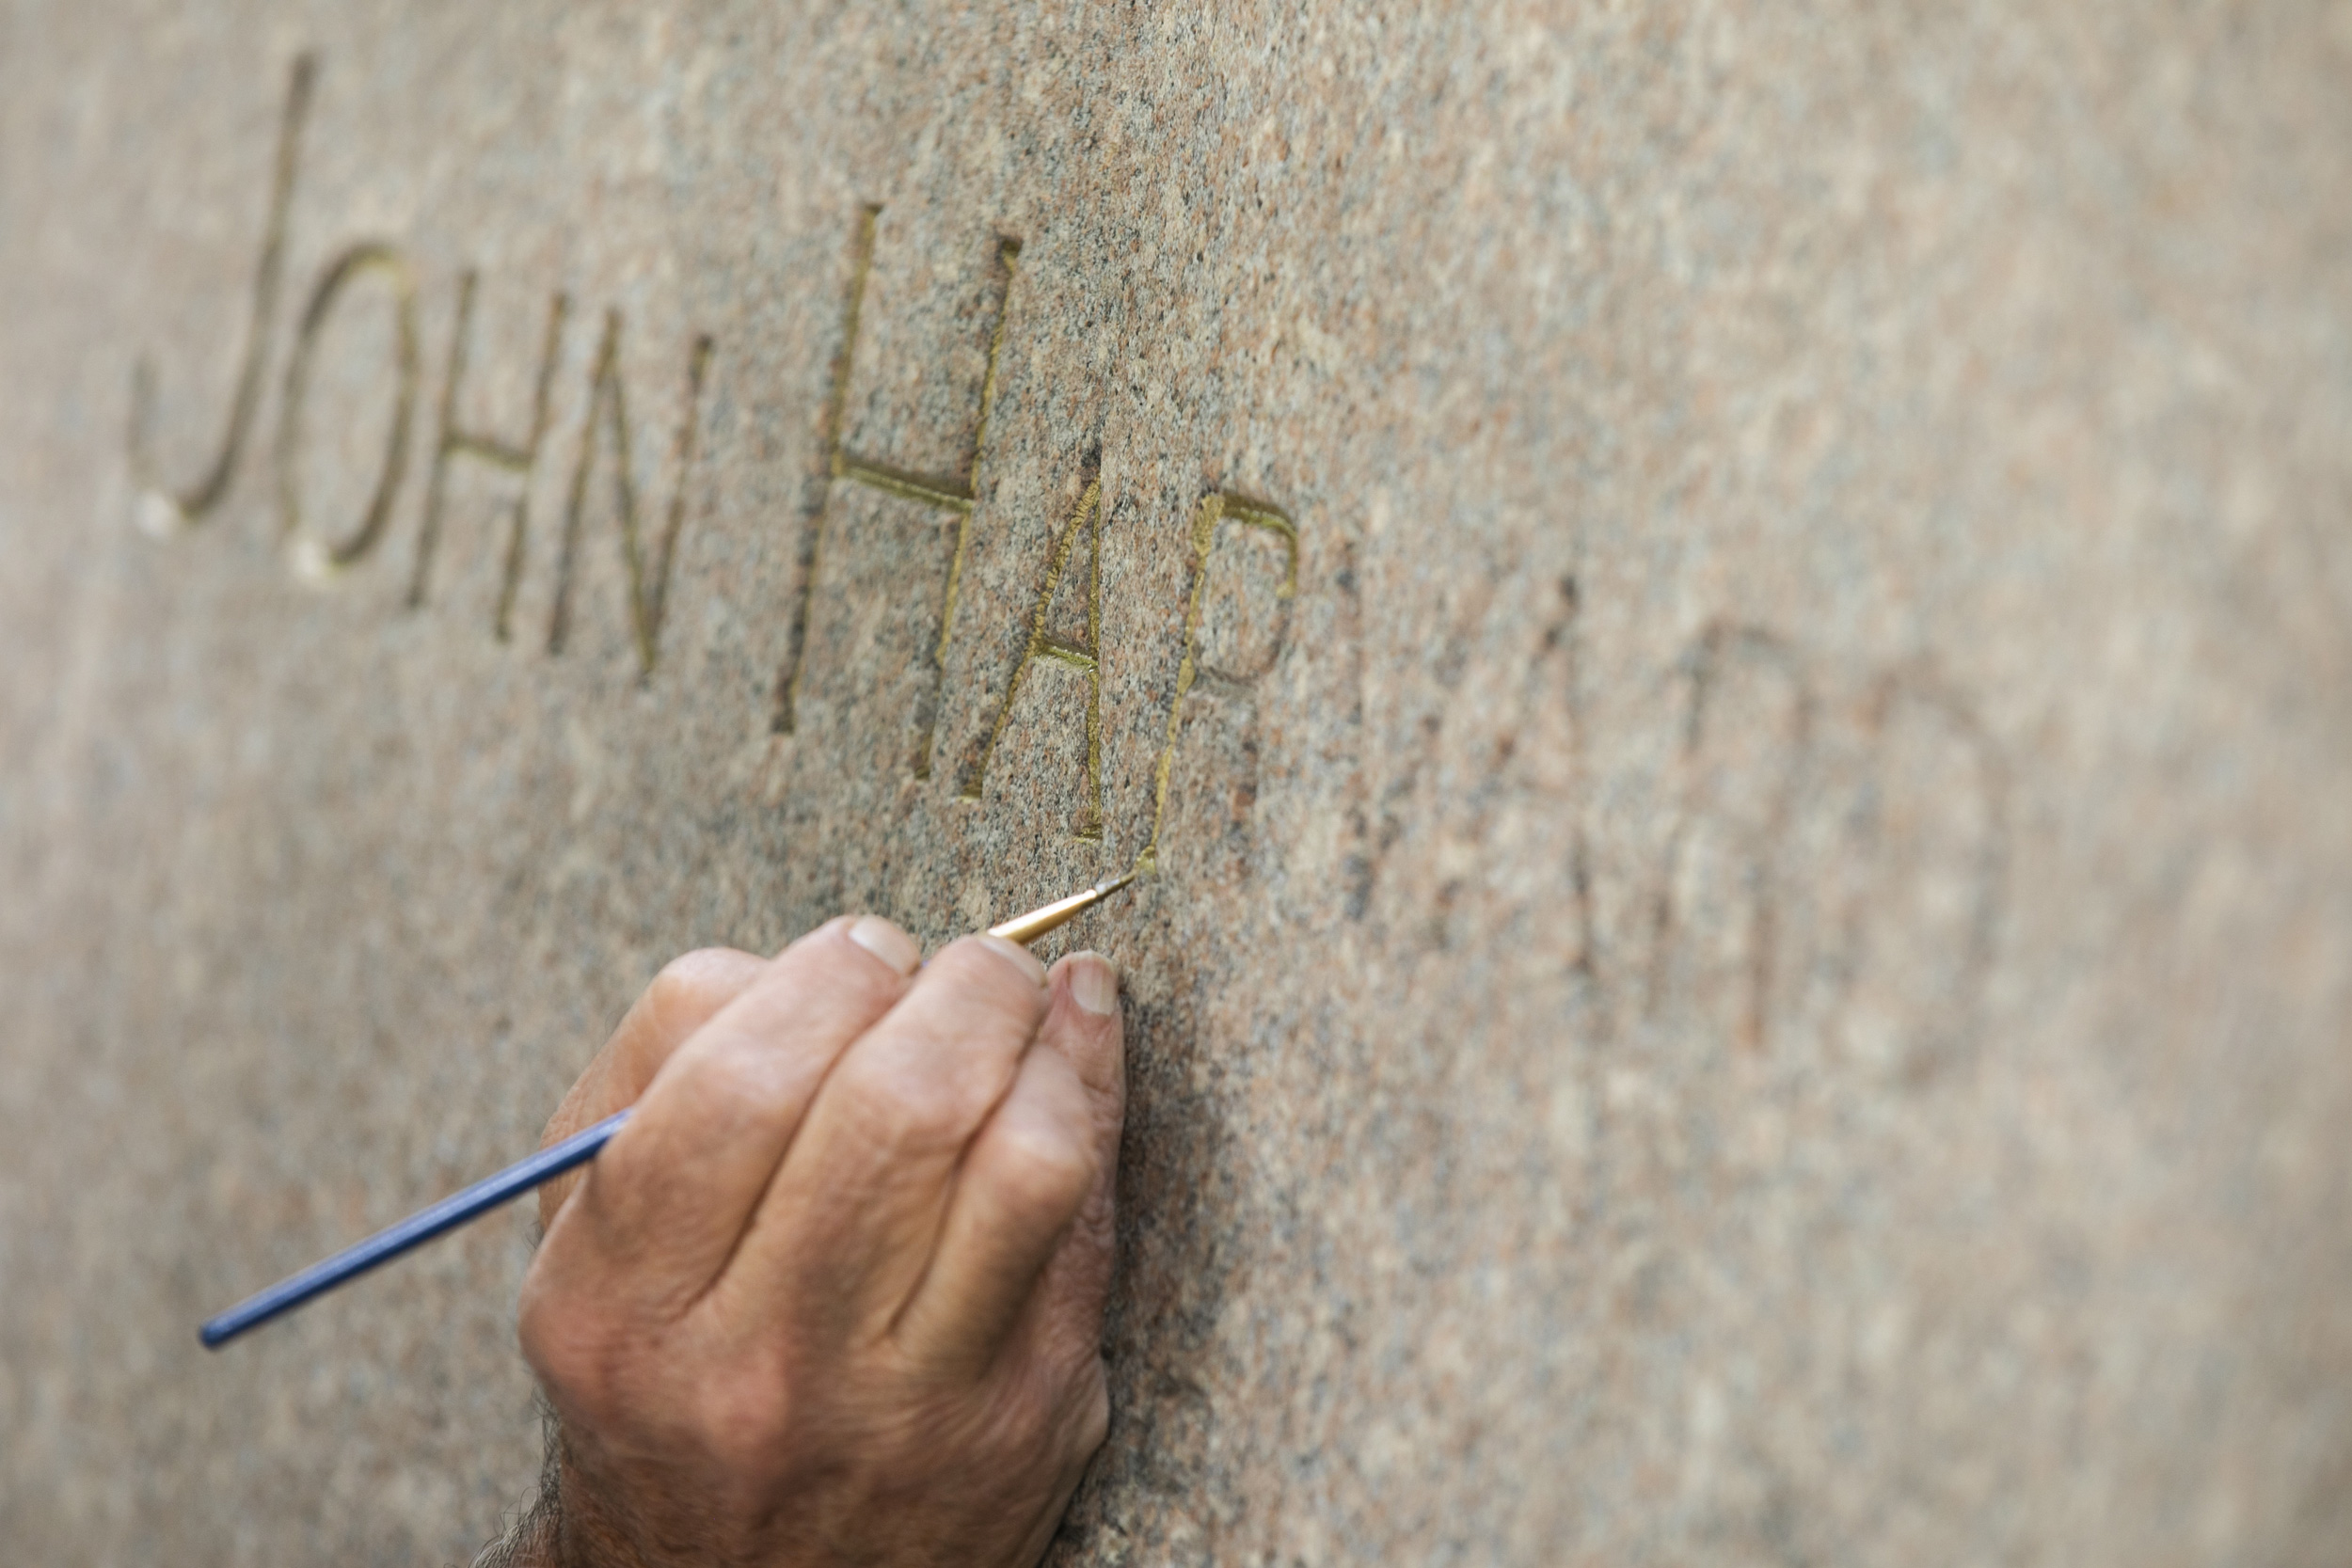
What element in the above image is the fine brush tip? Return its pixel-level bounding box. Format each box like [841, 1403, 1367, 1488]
[986, 865, 1145, 946]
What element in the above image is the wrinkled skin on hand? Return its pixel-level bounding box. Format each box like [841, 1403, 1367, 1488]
[488, 916, 1126, 1568]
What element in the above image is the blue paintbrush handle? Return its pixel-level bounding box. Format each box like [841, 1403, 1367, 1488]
[199, 1108, 633, 1348]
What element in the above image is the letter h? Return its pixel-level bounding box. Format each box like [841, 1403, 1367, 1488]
[771, 204, 1019, 783]
[407, 271, 568, 640]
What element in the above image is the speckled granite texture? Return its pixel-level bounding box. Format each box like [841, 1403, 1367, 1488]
[3, 3, 2349, 1562]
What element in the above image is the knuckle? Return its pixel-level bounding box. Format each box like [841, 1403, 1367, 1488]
[646, 948, 750, 1023]
[685, 1037, 775, 1107]
[992, 1117, 1099, 1217]
[666, 1033, 802, 1132]
[580, 1115, 670, 1211]
[839, 1053, 973, 1152]
[689, 1354, 797, 1469]
[517, 1280, 615, 1412]
[780, 930, 907, 1012]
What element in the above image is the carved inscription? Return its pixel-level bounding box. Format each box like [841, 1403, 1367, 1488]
[1421, 574, 1596, 968]
[755, 211, 1306, 863]
[548, 310, 715, 673]
[960, 475, 1106, 838]
[1645, 624, 1814, 1053]
[127, 53, 1309, 878]
[276, 243, 419, 579]
[124, 47, 2001, 1065]
[1446, 602, 2009, 1078]
[1628, 631, 2010, 1077]
[409, 271, 567, 637]
[1137, 494, 1299, 875]
[771, 206, 1021, 783]
[128, 55, 715, 676]
[129, 53, 313, 536]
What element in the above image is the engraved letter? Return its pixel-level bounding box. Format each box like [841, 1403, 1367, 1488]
[1136, 492, 1299, 873]
[547, 309, 715, 675]
[128, 53, 313, 534]
[959, 477, 1105, 839]
[408, 271, 569, 638]
[275, 243, 420, 578]
[771, 205, 1020, 784]
[1644, 624, 1813, 1053]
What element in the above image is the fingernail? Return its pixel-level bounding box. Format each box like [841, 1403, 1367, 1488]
[1068, 954, 1120, 1017]
[977, 934, 1049, 987]
[848, 916, 921, 976]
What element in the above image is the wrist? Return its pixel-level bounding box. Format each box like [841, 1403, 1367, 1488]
[471, 1402, 577, 1568]
[470, 1493, 564, 1568]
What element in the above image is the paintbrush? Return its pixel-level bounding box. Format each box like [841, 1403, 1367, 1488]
[199, 871, 1139, 1349]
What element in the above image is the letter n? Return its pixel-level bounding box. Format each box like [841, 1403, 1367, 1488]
[547, 310, 714, 676]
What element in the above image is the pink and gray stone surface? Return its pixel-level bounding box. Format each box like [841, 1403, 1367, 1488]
[3, 2, 2350, 1561]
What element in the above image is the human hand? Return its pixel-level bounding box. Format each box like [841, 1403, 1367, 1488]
[500, 916, 1125, 1568]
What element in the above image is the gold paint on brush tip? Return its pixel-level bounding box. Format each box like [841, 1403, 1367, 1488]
[986, 868, 1140, 946]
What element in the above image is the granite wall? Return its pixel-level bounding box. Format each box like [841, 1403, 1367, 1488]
[3, 2, 2349, 1562]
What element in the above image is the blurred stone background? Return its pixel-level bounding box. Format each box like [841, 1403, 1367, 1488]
[2, 2, 2349, 1561]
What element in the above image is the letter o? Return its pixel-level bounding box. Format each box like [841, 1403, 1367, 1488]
[275, 243, 419, 578]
